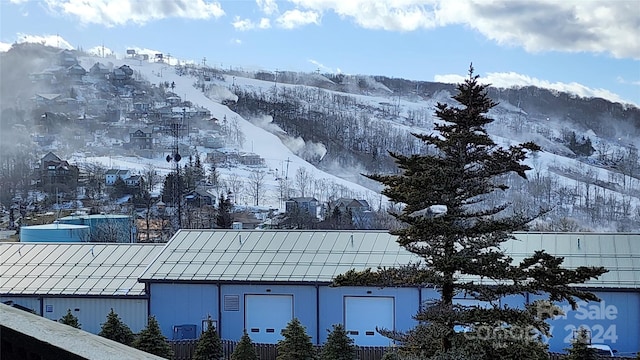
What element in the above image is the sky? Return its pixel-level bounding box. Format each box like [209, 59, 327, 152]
[1, 0, 639, 106]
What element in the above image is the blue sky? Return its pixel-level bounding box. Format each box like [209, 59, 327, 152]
[1, 0, 639, 105]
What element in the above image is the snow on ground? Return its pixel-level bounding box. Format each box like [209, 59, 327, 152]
[77, 56, 382, 210]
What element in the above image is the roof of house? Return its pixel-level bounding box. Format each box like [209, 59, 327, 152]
[0, 243, 163, 296]
[287, 197, 318, 203]
[138, 230, 640, 288]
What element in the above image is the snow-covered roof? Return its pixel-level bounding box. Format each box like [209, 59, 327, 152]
[0, 243, 163, 296]
[138, 230, 640, 288]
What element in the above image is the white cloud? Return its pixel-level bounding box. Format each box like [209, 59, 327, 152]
[44, 0, 225, 26]
[15, 33, 74, 49]
[288, 0, 639, 59]
[617, 76, 640, 86]
[231, 38, 243, 45]
[0, 42, 12, 52]
[257, 0, 278, 15]
[232, 17, 256, 31]
[259, 18, 271, 29]
[434, 71, 635, 106]
[232, 16, 270, 31]
[9, 0, 29, 3]
[276, 9, 320, 29]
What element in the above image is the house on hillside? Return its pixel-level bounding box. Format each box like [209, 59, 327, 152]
[38, 152, 79, 190]
[334, 198, 371, 214]
[58, 49, 77, 67]
[239, 153, 264, 166]
[89, 62, 111, 79]
[105, 169, 131, 186]
[129, 128, 153, 150]
[185, 189, 216, 207]
[285, 197, 319, 217]
[66, 64, 86, 83]
[33, 93, 62, 107]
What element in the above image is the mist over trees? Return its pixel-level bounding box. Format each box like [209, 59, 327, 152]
[2, 43, 640, 232]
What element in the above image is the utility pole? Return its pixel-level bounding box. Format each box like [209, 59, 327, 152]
[285, 157, 291, 180]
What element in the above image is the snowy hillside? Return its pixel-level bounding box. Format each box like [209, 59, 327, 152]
[2, 44, 640, 232]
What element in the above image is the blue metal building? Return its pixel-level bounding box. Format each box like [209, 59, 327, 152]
[0, 242, 163, 334]
[138, 230, 640, 354]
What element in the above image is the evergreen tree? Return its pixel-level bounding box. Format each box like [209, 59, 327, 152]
[133, 316, 173, 359]
[231, 330, 258, 360]
[320, 324, 356, 360]
[276, 318, 316, 360]
[216, 193, 233, 228]
[59, 309, 81, 329]
[98, 308, 134, 346]
[565, 327, 598, 360]
[333, 66, 607, 358]
[161, 170, 185, 205]
[194, 317, 223, 360]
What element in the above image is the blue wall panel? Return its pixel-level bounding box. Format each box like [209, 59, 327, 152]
[530, 291, 640, 355]
[219, 284, 317, 343]
[320, 287, 419, 345]
[150, 283, 218, 338]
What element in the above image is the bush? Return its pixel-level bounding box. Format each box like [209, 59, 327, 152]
[59, 309, 81, 329]
[231, 330, 258, 360]
[98, 308, 134, 345]
[276, 318, 316, 360]
[194, 317, 223, 360]
[133, 316, 173, 359]
[320, 324, 356, 360]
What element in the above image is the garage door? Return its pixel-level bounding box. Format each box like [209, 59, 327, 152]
[245, 295, 293, 343]
[344, 296, 394, 346]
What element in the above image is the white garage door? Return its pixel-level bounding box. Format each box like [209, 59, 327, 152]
[245, 294, 293, 343]
[344, 296, 394, 346]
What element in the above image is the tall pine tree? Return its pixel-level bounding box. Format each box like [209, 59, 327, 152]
[333, 66, 607, 358]
[98, 308, 134, 346]
[276, 318, 316, 360]
[231, 330, 258, 360]
[59, 309, 81, 329]
[320, 324, 356, 360]
[133, 316, 173, 359]
[216, 193, 233, 229]
[194, 317, 223, 360]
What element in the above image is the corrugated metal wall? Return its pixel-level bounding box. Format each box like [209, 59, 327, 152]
[1, 296, 41, 314]
[41, 297, 148, 334]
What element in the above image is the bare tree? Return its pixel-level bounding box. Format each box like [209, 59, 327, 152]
[224, 173, 244, 204]
[295, 168, 312, 197]
[247, 170, 267, 206]
[143, 163, 161, 193]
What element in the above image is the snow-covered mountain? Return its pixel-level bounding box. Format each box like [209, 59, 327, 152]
[1, 44, 640, 231]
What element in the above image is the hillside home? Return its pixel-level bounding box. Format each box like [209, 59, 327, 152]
[105, 169, 131, 186]
[89, 62, 111, 79]
[38, 152, 79, 188]
[334, 198, 371, 214]
[239, 153, 264, 166]
[129, 128, 153, 150]
[33, 93, 62, 107]
[185, 189, 216, 207]
[285, 197, 319, 217]
[58, 49, 77, 67]
[66, 64, 86, 83]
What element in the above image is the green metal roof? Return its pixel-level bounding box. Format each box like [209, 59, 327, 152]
[0, 243, 164, 296]
[138, 230, 640, 289]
